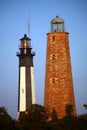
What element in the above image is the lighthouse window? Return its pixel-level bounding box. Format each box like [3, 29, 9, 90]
[58, 24, 63, 32]
[21, 41, 24, 48]
[50, 54, 55, 60]
[24, 41, 27, 48]
[26, 40, 30, 48]
[50, 53, 57, 61]
[50, 78, 58, 84]
[22, 88, 24, 93]
[52, 36, 55, 41]
[53, 24, 58, 32]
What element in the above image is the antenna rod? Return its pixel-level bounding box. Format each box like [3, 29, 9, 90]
[28, 18, 30, 37]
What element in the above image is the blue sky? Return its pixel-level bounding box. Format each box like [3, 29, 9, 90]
[0, 0, 87, 119]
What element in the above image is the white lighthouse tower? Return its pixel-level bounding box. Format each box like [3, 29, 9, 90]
[17, 34, 36, 117]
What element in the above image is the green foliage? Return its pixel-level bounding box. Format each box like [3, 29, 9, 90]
[83, 104, 87, 109]
[19, 104, 47, 130]
[27, 104, 47, 121]
[1, 105, 87, 130]
[0, 107, 16, 130]
[60, 104, 75, 130]
[76, 114, 87, 130]
[52, 107, 58, 121]
[62, 115, 75, 130]
[65, 104, 73, 116]
[19, 104, 47, 122]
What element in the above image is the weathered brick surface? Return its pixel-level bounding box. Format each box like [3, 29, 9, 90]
[44, 32, 76, 119]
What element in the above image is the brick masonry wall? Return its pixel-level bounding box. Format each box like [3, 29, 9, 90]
[44, 32, 76, 119]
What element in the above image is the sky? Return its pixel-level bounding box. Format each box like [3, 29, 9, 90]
[0, 0, 87, 119]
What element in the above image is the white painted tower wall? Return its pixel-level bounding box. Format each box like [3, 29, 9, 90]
[19, 67, 26, 112]
[30, 66, 36, 104]
[19, 66, 36, 113]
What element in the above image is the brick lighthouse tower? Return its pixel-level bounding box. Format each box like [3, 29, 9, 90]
[44, 16, 76, 119]
[17, 34, 36, 117]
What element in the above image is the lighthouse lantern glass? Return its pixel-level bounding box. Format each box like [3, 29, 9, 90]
[51, 16, 64, 32]
[20, 39, 31, 48]
[52, 23, 64, 32]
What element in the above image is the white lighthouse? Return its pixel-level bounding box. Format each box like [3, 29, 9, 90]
[17, 34, 36, 117]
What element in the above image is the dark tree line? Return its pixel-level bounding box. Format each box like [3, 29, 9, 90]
[0, 107, 16, 130]
[0, 104, 87, 130]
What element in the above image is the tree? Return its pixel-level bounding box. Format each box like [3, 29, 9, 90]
[19, 104, 47, 130]
[0, 107, 16, 130]
[52, 107, 58, 121]
[65, 104, 73, 116]
[76, 114, 87, 130]
[61, 104, 75, 130]
[83, 104, 87, 109]
[27, 104, 47, 121]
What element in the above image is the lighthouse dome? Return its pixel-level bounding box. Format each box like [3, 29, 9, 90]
[51, 16, 64, 24]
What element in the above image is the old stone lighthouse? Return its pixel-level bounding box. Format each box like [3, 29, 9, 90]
[44, 16, 76, 118]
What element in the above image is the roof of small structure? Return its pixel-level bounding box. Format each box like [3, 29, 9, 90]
[20, 34, 30, 41]
[51, 16, 64, 24]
